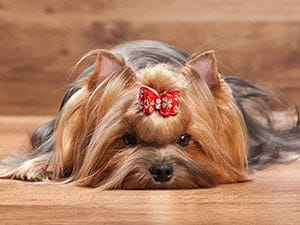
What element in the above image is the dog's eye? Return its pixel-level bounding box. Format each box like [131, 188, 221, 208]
[122, 133, 138, 146]
[176, 133, 192, 147]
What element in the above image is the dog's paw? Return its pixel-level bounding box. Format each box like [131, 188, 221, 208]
[13, 158, 51, 181]
[14, 170, 43, 181]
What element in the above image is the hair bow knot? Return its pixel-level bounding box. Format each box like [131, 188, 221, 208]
[138, 86, 181, 117]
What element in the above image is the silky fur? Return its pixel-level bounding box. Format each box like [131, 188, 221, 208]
[0, 40, 298, 189]
[51, 59, 248, 189]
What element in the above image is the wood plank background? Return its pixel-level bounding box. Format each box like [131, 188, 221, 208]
[0, 0, 299, 115]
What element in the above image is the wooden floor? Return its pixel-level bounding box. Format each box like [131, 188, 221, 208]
[0, 116, 299, 225]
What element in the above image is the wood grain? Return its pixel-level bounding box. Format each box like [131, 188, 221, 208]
[0, 116, 299, 225]
[0, 0, 299, 115]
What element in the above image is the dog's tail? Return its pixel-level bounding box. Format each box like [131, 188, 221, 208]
[0, 120, 55, 180]
[226, 77, 300, 169]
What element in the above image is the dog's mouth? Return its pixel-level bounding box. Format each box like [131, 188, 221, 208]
[109, 164, 204, 190]
[119, 170, 201, 190]
[92, 148, 219, 190]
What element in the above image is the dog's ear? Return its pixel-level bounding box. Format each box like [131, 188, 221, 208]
[185, 50, 220, 92]
[88, 50, 130, 90]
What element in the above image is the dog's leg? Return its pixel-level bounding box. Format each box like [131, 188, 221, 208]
[0, 152, 52, 181]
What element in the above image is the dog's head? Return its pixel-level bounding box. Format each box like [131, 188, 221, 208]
[53, 49, 248, 189]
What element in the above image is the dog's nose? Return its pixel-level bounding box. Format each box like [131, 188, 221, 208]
[149, 163, 173, 182]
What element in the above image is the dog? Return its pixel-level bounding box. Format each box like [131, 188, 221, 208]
[0, 40, 299, 189]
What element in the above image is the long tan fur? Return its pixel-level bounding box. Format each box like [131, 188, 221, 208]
[0, 44, 251, 189]
[44, 52, 249, 188]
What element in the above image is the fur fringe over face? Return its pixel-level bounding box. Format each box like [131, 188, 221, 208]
[0, 40, 299, 189]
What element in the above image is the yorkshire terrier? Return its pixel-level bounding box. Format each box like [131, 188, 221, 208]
[0, 40, 299, 189]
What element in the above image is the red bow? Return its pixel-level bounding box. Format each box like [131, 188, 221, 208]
[138, 86, 181, 117]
